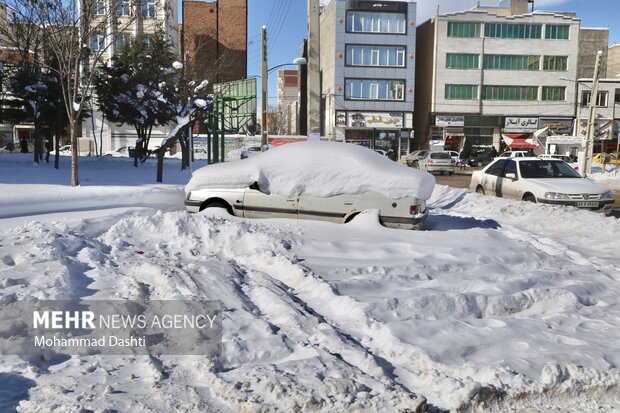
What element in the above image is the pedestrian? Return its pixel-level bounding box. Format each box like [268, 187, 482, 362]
[490, 146, 498, 158]
[458, 149, 468, 170]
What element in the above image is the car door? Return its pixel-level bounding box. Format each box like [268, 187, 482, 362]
[481, 159, 507, 196]
[242, 184, 298, 220]
[297, 193, 357, 223]
[498, 160, 520, 199]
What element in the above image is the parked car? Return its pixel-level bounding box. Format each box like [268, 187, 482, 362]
[592, 153, 620, 165]
[469, 157, 614, 214]
[373, 149, 388, 157]
[193, 147, 208, 159]
[445, 150, 460, 162]
[496, 150, 530, 159]
[185, 142, 432, 230]
[467, 148, 496, 167]
[103, 145, 133, 157]
[538, 154, 579, 171]
[405, 150, 429, 167]
[418, 151, 456, 175]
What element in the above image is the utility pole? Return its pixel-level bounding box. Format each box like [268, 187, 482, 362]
[582, 50, 602, 175]
[261, 26, 268, 150]
[307, 0, 321, 140]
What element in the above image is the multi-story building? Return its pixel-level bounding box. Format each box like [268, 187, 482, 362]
[414, 0, 582, 152]
[83, 0, 180, 152]
[277, 69, 300, 134]
[320, 0, 416, 156]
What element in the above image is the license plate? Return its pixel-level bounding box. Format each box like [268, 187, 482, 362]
[576, 201, 599, 208]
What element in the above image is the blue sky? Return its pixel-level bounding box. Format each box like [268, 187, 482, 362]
[246, 0, 620, 105]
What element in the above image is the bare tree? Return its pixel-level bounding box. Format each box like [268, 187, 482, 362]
[1, 0, 141, 186]
[267, 104, 288, 136]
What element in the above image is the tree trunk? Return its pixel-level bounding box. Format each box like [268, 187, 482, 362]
[179, 131, 188, 171]
[156, 148, 165, 183]
[33, 117, 41, 164]
[71, 120, 79, 187]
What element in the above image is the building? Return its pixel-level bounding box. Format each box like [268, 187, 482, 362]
[575, 78, 620, 153]
[83, 0, 180, 152]
[414, 0, 582, 153]
[181, 0, 247, 86]
[277, 69, 300, 134]
[320, 0, 416, 157]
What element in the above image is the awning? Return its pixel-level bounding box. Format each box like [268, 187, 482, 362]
[502, 133, 541, 149]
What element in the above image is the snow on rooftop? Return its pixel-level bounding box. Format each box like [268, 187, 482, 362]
[186, 141, 435, 200]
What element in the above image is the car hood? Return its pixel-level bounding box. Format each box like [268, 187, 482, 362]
[525, 178, 609, 193]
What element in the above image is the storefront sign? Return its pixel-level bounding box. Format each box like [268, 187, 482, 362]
[347, 112, 403, 128]
[335, 111, 347, 127]
[539, 118, 573, 134]
[435, 115, 464, 127]
[504, 117, 539, 132]
[578, 118, 613, 140]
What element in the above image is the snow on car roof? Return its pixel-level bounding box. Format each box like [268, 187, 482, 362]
[186, 141, 435, 200]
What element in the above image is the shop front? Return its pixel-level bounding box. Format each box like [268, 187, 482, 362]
[339, 111, 412, 158]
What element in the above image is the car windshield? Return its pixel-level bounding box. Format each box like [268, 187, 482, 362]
[519, 160, 582, 179]
[430, 152, 451, 160]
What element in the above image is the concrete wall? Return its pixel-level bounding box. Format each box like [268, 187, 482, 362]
[578, 28, 608, 78]
[413, 18, 436, 147]
[606, 44, 620, 78]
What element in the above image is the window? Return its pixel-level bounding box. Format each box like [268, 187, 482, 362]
[142, 0, 155, 18]
[483, 55, 540, 70]
[445, 84, 478, 100]
[91, 32, 105, 51]
[345, 79, 405, 100]
[116, 0, 130, 16]
[581, 91, 608, 107]
[541, 86, 566, 101]
[115, 33, 131, 50]
[543, 56, 568, 71]
[486, 159, 507, 176]
[346, 45, 406, 67]
[545, 25, 569, 39]
[92, 0, 105, 15]
[447, 22, 480, 38]
[445, 53, 479, 69]
[482, 85, 538, 100]
[346, 11, 406, 34]
[484, 23, 542, 39]
[503, 160, 517, 177]
[142, 35, 152, 46]
[615, 89, 620, 105]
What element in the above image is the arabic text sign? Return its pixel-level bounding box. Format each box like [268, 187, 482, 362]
[435, 115, 464, 127]
[504, 117, 539, 131]
[348, 112, 403, 128]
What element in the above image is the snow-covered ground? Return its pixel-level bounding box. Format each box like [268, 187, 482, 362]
[1, 153, 620, 412]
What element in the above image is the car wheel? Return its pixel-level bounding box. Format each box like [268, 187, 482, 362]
[523, 194, 537, 203]
[449, 171, 454, 176]
[413, 161, 419, 168]
[344, 212, 360, 223]
[477, 161, 483, 167]
[476, 186, 485, 195]
[440, 171, 444, 176]
[201, 200, 233, 215]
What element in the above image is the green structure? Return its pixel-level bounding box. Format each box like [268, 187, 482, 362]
[207, 78, 257, 163]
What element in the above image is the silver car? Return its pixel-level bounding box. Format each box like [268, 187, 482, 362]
[418, 151, 456, 176]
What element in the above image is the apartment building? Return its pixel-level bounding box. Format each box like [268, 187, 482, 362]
[320, 0, 416, 156]
[414, 1, 581, 152]
[575, 79, 620, 153]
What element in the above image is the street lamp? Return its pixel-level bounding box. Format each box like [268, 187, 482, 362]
[261, 26, 306, 151]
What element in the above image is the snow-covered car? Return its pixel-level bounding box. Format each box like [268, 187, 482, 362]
[469, 158, 614, 213]
[185, 142, 434, 230]
[538, 154, 579, 171]
[405, 150, 428, 167]
[103, 146, 132, 157]
[418, 151, 456, 175]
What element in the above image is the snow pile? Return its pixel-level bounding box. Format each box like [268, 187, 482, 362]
[588, 168, 620, 192]
[2, 156, 620, 411]
[186, 141, 435, 200]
